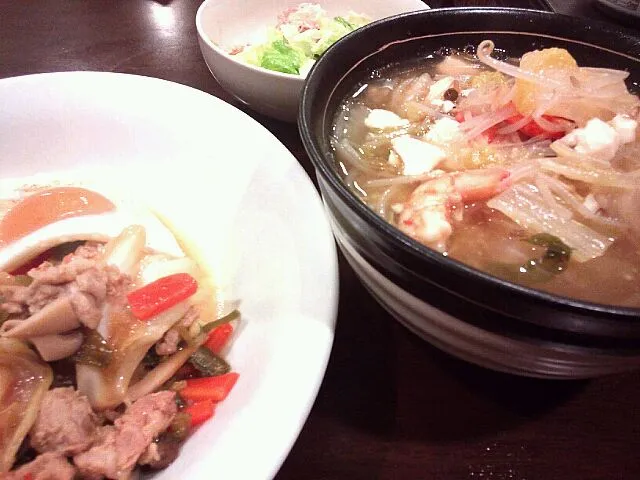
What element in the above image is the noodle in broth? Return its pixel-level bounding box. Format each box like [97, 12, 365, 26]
[332, 41, 640, 307]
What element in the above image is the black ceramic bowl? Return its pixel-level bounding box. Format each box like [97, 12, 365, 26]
[299, 7, 640, 378]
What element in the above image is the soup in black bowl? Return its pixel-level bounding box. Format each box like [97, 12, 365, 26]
[299, 7, 640, 378]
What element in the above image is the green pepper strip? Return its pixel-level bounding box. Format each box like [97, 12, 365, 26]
[487, 233, 572, 284]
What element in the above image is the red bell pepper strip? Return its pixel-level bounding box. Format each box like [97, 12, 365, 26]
[184, 399, 216, 427]
[482, 124, 498, 143]
[179, 372, 239, 403]
[505, 114, 568, 139]
[127, 273, 197, 320]
[204, 323, 235, 354]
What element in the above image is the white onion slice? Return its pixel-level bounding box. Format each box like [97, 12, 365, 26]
[539, 158, 636, 188]
[487, 183, 613, 262]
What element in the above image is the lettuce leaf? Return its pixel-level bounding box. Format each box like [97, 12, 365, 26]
[260, 38, 304, 75]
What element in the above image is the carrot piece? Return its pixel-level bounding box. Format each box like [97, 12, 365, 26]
[184, 399, 216, 427]
[179, 372, 239, 402]
[204, 323, 235, 354]
[126, 273, 197, 320]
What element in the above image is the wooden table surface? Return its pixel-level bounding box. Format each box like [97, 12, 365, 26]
[2, 1, 639, 479]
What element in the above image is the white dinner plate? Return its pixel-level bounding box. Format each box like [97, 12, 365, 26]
[0, 72, 339, 479]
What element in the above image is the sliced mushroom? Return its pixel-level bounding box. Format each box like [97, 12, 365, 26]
[0, 296, 80, 338]
[30, 331, 84, 361]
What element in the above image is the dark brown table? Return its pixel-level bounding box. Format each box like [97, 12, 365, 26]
[2, 1, 639, 479]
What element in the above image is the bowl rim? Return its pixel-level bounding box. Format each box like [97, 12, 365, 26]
[299, 7, 640, 322]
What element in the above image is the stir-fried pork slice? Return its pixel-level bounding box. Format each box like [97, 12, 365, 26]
[29, 387, 100, 456]
[29, 258, 96, 285]
[25, 285, 67, 314]
[1, 243, 132, 329]
[155, 328, 181, 356]
[73, 391, 178, 479]
[4, 453, 76, 480]
[0, 284, 65, 316]
[68, 285, 102, 329]
[72, 243, 105, 261]
[0, 285, 30, 315]
[71, 426, 118, 480]
[74, 268, 108, 301]
[26, 242, 104, 286]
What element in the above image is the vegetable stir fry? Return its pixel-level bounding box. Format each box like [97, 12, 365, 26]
[0, 185, 242, 478]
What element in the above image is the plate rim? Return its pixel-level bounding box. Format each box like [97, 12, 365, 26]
[0, 70, 340, 480]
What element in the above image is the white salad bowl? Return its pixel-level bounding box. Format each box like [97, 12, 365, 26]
[196, 0, 429, 122]
[0, 72, 338, 479]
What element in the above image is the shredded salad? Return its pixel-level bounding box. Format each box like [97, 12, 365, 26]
[228, 3, 370, 76]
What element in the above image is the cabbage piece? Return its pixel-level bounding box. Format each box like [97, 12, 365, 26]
[306, 15, 365, 57]
[260, 37, 304, 75]
[235, 30, 305, 75]
[539, 158, 637, 189]
[487, 183, 613, 262]
[0, 338, 53, 472]
[234, 6, 369, 75]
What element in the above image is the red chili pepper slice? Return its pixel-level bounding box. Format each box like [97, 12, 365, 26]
[126, 273, 198, 320]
